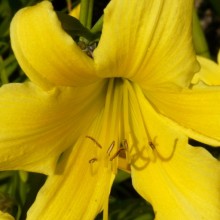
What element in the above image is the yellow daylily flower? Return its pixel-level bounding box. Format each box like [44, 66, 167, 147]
[0, 0, 219, 219]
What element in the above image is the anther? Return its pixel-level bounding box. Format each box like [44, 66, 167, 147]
[106, 141, 115, 156]
[86, 136, 102, 149]
[89, 158, 98, 164]
[110, 147, 126, 161]
[148, 141, 155, 150]
[148, 139, 178, 161]
[123, 139, 128, 150]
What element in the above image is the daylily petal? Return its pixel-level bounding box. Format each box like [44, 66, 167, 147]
[0, 81, 107, 174]
[132, 143, 220, 219]
[94, 0, 198, 90]
[0, 211, 14, 220]
[192, 51, 220, 86]
[121, 82, 220, 219]
[27, 79, 123, 220]
[27, 136, 114, 220]
[69, 4, 80, 18]
[121, 81, 185, 162]
[10, 1, 98, 89]
[146, 89, 220, 146]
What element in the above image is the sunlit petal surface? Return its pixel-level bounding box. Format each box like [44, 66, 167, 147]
[192, 51, 220, 86]
[132, 143, 220, 220]
[94, 0, 198, 91]
[27, 79, 123, 220]
[0, 81, 106, 174]
[10, 1, 99, 89]
[145, 86, 220, 145]
[4, 0, 220, 219]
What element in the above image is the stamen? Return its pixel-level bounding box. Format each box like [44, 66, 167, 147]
[89, 158, 98, 164]
[106, 141, 115, 156]
[120, 139, 130, 163]
[110, 147, 126, 161]
[148, 141, 155, 150]
[148, 139, 178, 161]
[86, 136, 132, 171]
[122, 139, 128, 150]
[86, 136, 102, 148]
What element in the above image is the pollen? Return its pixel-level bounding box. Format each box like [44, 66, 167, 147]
[86, 136, 131, 174]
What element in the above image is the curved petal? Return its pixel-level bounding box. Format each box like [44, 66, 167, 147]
[123, 82, 220, 218]
[94, 0, 198, 90]
[10, 1, 99, 89]
[121, 81, 187, 163]
[0, 211, 14, 220]
[69, 4, 80, 18]
[0, 81, 107, 174]
[27, 139, 114, 220]
[192, 52, 220, 86]
[146, 89, 220, 146]
[27, 79, 123, 220]
[132, 143, 220, 219]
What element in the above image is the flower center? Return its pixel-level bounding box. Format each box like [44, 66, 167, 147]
[86, 135, 129, 173]
[86, 79, 176, 174]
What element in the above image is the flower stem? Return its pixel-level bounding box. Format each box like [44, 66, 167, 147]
[0, 56, 9, 84]
[192, 9, 210, 58]
[66, 0, 72, 13]
[87, 0, 94, 29]
[79, 0, 94, 29]
[91, 15, 103, 33]
[79, 0, 89, 27]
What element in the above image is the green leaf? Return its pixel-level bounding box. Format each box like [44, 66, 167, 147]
[96, 198, 154, 220]
[209, 0, 220, 15]
[114, 170, 130, 183]
[56, 11, 100, 42]
[192, 9, 210, 58]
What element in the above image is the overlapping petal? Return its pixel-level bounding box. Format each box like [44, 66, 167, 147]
[132, 143, 220, 219]
[122, 82, 220, 219]
[122, 81, 185, 160]
[144, 54, 220, 146]
[145, 86, 220, 146]
[27, 79, 123, 220]
[10, 1, 99, 89]
[94, 0, 198, 90]
[123, 83, 188, 167]
[27, 137, 114, 220]
[69, 4, 80, 18]
[0, 81, 107, 174]
[192, 51, 220, 86]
